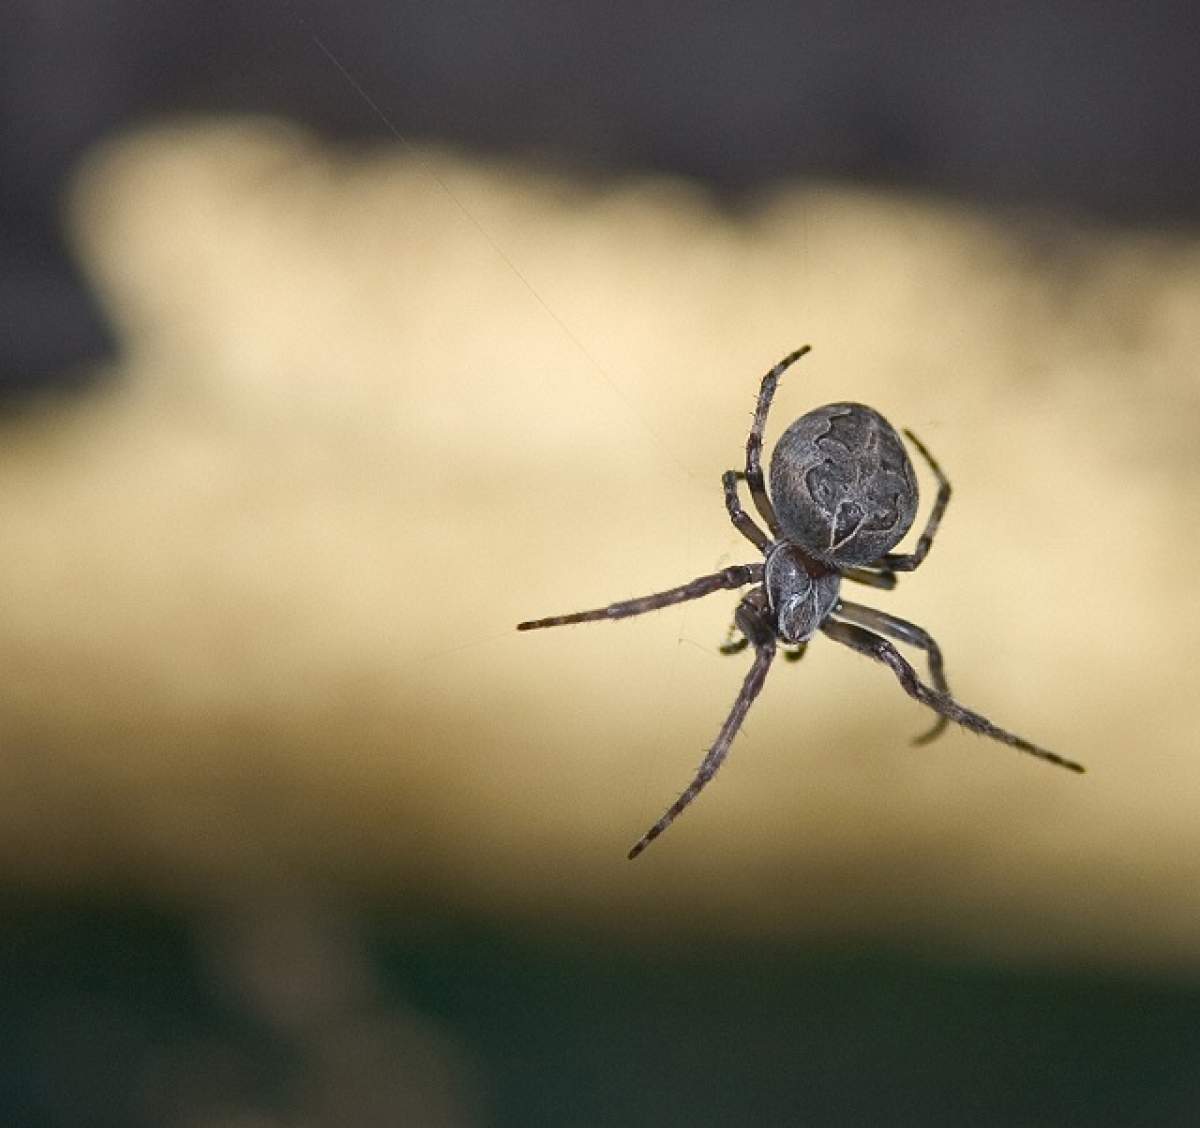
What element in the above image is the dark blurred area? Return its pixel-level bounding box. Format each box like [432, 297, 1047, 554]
[3, 0, 1197, 392]
[5, 5, 1200, 1126]
[9, 896, 1200, 1127]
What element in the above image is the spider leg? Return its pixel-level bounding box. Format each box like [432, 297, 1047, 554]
[629, 589, 777, 858]
[744, 346, 812, 537]
[820, 618, 1085, 773]
[723, 470, 772, 551]
[835, 601, 950, 744]
[874, 429, 951, 572]
[721, 610, 801, 660]
[517, 563, 763, 631]
[841, 566, 898, 591]
[719, 618, 749, 655]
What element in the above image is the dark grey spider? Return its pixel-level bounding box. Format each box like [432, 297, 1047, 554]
[518, 347, 1084, 859]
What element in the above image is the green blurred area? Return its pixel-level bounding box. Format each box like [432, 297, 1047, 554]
[6, 895, 1200, 1126]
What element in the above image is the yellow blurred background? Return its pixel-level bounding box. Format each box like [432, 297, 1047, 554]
[3, 115, 1196, 977]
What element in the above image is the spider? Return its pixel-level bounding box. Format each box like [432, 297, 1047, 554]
[518, 347, 1084, 859]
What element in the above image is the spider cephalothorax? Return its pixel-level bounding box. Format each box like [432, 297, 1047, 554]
[519, 347, 1084, 859]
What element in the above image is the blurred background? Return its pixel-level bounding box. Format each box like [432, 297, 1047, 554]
[4, 2, 1200, 1124]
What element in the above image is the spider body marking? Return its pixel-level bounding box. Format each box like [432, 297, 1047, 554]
[518, 347, 1084, 860]
[762, 543, 840, 644]
[770, 402, 919, 566]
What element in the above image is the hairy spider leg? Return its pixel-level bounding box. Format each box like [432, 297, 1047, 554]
[720, 624, 804, 663]
[835, 600, 950, 744]
[628, 590, 777, 859]
[722, 470, 772, 551]
[820, 618, 1085, 773]
[875, 428, 952, 573]
[719, 618, 750, 656]
[516, 563, 763, 631]
[744, 346, 812, 537]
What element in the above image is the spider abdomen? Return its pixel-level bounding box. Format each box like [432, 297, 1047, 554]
[768, 402, 919, 567]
